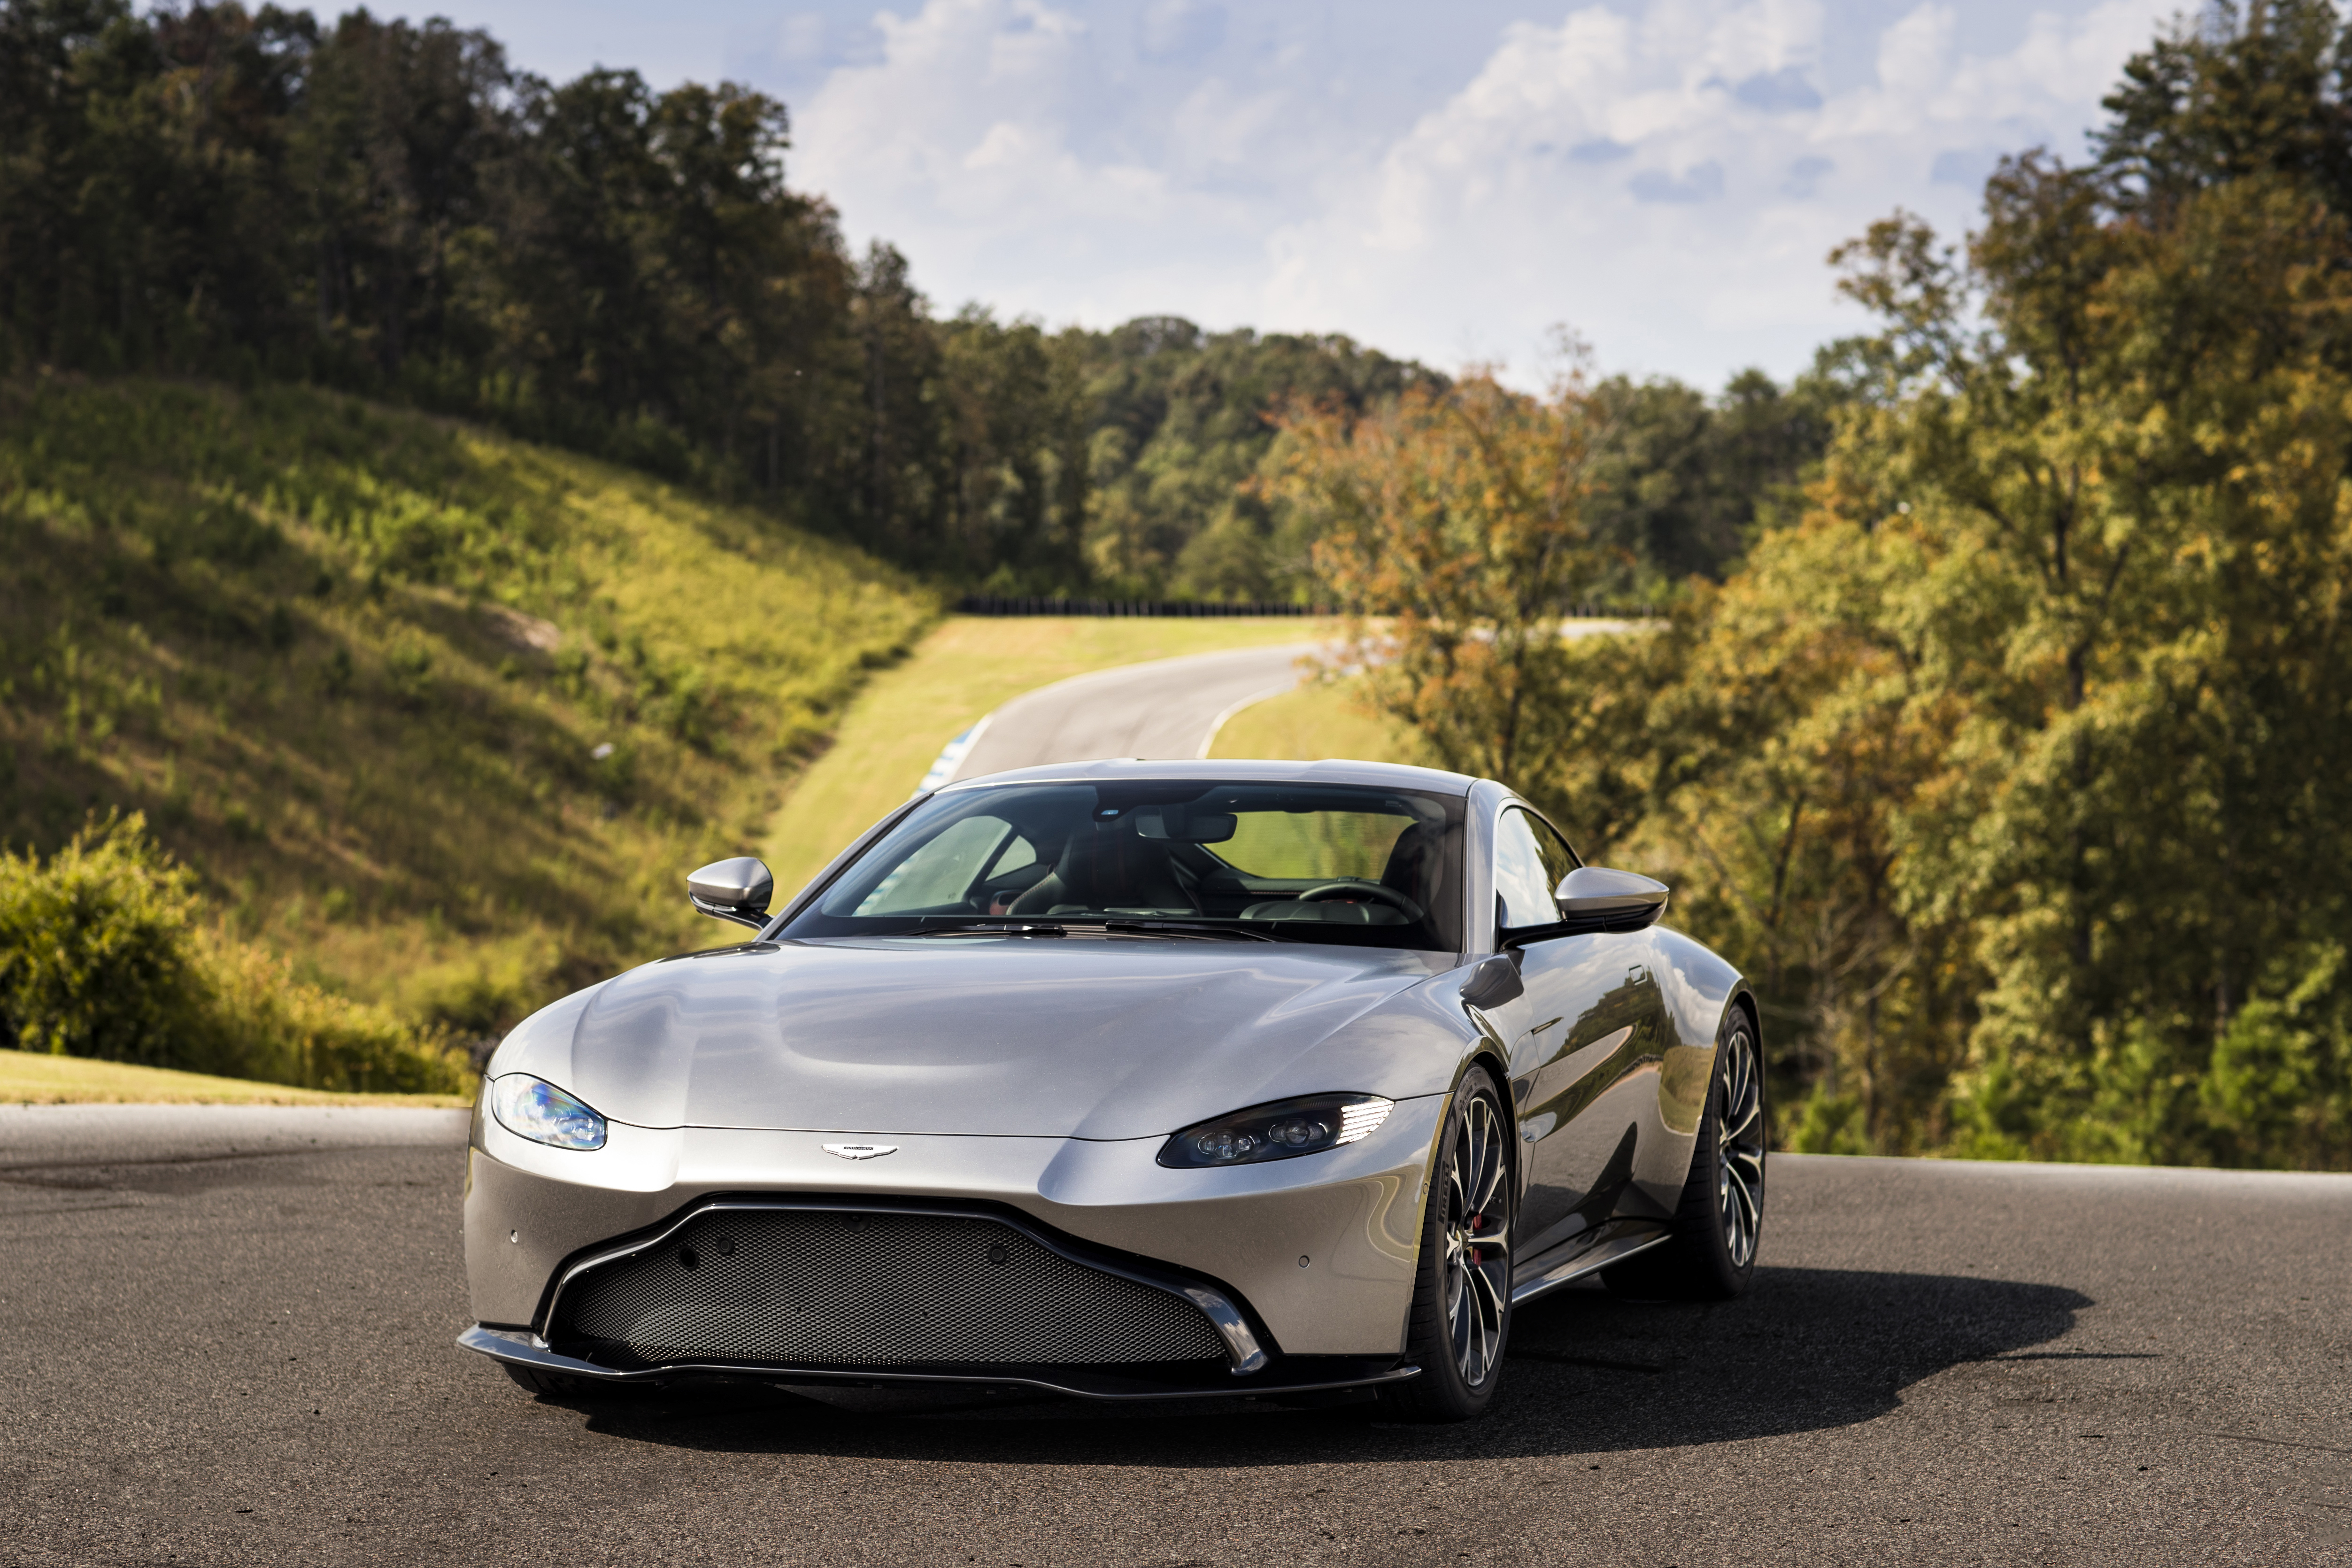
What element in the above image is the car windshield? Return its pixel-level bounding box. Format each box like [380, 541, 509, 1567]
[780, 780, 1466, 951]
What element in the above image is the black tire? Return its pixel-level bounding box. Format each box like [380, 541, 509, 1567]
[1379, 1065, 1514, 1423]
[1604, 1008, 1765, 1301]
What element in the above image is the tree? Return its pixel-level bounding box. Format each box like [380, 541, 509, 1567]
[1268, 371, 1615, 792]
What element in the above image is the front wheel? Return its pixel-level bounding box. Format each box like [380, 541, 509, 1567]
[1379, 1066, 1513, 1422]
[1604, 1009, 1765, 1300]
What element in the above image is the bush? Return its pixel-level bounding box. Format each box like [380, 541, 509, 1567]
[0, 813, 473, 1094]
[0, 813, 208, 1065]
[201, 938, 474, 1095]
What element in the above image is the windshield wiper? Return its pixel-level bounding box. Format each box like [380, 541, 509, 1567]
[895, 917, 1281, 943]
[1095, 919, 1280, 943]
[899, 920, 1068, 938]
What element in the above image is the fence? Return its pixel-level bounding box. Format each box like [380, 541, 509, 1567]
[955, 595, 1325, 617]
[955, 595, 1661, 619]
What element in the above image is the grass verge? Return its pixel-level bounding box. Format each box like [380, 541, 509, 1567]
[0, 1047, 470, 1106]
[1207, 673, 1434, 768]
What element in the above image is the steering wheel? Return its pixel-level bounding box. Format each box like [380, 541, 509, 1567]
[1297, 881, 1426, 922]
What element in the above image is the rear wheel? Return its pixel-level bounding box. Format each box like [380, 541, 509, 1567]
[1604, 1010, 1765, 1300]
[1379, 1066, 1513, 1422]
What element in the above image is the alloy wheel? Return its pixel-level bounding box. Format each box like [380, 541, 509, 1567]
[1715, 1028, 1765, 1269]
[1440, 1091, 1511, 1387]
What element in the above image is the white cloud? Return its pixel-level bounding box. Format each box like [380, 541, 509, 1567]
[1258, 0, 2174, 381]
[789, 0, 2180, 383]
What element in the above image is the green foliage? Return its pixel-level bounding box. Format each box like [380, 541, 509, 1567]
[0, 375, 932, 1046]
[1581, 365, 1842, 595]
[1507, 1, 2352, 1169]
[1268, 372, 1616, 794]
[199, 929, 472, 1094]
[0, 811, 206, 1063]
[1076, 317, 1443, 600]
[0, 811, 470, 1091]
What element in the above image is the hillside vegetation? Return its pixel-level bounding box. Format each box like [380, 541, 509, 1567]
[0, 377, 933, 1050]
[0, 1, 1828, 603]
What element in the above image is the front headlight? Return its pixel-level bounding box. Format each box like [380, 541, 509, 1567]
[489, 1074, 608, 1151]
[1157, 1093, 1394, 1168]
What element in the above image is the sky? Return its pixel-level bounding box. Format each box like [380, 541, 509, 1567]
[437, 0, 2182, 389]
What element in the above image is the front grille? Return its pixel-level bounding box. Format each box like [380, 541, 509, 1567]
[550, 1207, 1229, 1370]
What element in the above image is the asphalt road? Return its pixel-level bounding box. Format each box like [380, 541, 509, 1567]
[938, 619, 1636, 784]
[949, 642, 1321, 781]
[2, 1108, 2346, 1567]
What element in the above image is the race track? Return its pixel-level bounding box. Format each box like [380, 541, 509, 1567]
[1, 1110, 2345, 1566]
[946, 641, 1320, 780]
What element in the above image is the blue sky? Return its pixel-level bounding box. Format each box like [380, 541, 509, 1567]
[444, 0, 2179, 388]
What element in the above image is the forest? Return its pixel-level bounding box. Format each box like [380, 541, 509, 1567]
[0, 0, 1824, 602]
[1275, 0, 2352, 1168]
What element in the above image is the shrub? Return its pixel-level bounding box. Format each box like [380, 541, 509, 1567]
[0, 813, 474, 1094]
[201, 938, 474, 1095]
[0, 813, 208, 1065]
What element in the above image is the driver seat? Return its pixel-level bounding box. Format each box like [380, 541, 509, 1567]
[1006, 827, 1198, 915]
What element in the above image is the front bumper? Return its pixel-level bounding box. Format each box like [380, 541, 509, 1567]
[458, 1324, 1419, 1401]
[462, 1094, 1447, 1382]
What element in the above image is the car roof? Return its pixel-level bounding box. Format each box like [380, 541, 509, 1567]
[937, 757, 1479, 797]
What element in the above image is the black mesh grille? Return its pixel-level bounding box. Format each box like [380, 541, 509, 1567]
[552, 1208, 1228, 1369]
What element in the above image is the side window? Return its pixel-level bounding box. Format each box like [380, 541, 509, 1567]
[1493, 810, 1557, 930]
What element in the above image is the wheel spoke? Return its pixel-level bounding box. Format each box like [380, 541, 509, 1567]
[1429, 1087, 1515, 1390]
[1728, 1163, 1759, 1228]
[1709, 1031, 1765, 1267]
[1468, 1258, 1508, 1318]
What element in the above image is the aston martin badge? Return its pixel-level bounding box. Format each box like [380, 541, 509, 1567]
[822, 1143, 898, 1160]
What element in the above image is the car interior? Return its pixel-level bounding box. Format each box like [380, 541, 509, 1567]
[802, 782, 1466, 950]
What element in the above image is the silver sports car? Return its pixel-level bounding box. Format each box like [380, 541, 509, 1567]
[459, 759, 1764, 1421]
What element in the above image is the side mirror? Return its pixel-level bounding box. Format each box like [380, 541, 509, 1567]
[1552, 866, 1669, 932]
[687, 857, 775, 930]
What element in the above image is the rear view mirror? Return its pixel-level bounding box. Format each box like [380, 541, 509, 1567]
[1552, 866, 1669, 932]
[1133, 806, 1238, 843]
[687, 857, 775, 930]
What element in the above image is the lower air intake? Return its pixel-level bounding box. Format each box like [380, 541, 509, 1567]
[552, 1208, 1228, 1369]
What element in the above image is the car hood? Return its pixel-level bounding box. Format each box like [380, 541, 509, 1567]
[492, 936, 1463, 1140]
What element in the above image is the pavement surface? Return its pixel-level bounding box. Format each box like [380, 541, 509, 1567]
[2, 1115, 2346, 1567]
[949, 642, 1320, 781]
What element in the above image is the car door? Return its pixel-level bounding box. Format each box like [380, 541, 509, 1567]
[1484, 807, 1666, 1269]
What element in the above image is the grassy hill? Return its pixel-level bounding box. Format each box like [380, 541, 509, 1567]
[0, 377, 935, 1044]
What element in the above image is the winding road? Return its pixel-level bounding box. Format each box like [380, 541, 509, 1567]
[944, 640, 1321, 781]
[3, 639, 2348, 1566]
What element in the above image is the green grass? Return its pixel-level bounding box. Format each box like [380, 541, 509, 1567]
[0, 376, 935, 1038]
[0, 1046, 470, 1106]
[762, 615, 1343, 900]
[1207, 673, 1434, 768]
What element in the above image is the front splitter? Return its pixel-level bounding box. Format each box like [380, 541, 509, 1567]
[458, 1324, 1418, 1402]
